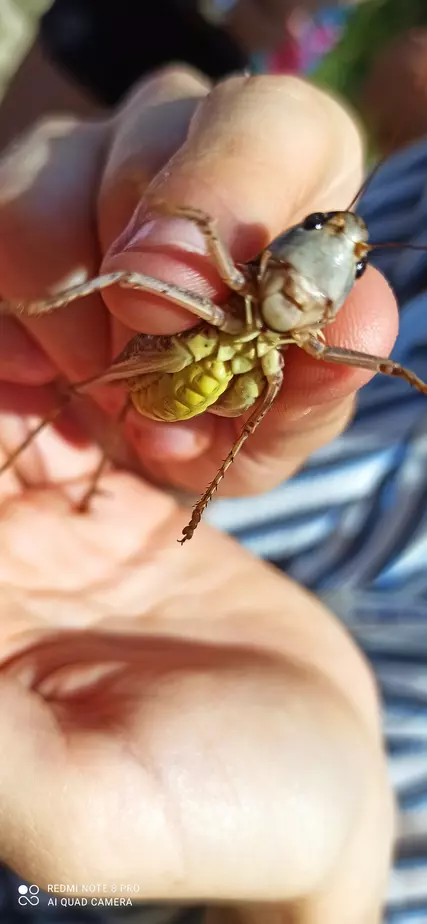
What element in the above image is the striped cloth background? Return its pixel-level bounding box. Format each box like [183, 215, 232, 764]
[209, 135, 427, 922]
[3, 137, 427, 923]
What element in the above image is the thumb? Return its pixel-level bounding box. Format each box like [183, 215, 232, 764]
[93, 74, 398, 497]
[100, 74, 365, 334]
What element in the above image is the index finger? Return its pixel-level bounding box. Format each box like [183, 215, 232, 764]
[101, 74, 366, 334]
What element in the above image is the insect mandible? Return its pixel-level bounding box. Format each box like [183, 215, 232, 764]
[1, 197, 427, 544]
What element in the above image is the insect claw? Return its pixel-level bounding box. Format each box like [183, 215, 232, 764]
[73, 494, 95, 515]
[73, 485, 112, 515]
[178, 528, 192, 545]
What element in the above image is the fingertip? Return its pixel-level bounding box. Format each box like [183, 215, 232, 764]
[100, 247, 215, 333]
[126, 413, 213, 463]
[99, 65, 211, 249]
[100, 73, 365, 334]
[329, 264, 398, 358]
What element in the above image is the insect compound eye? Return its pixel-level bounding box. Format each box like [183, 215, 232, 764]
[355, 257, 368, 279]
[302, 212, 326, 231]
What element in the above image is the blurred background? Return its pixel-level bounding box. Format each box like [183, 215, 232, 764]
[0, 0, 49, 95]
[2, 0, 427, 159]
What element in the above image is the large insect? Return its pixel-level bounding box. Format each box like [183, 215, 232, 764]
[1, 198, 427, 544]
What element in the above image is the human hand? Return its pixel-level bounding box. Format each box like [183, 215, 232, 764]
[0, 70, 396, 922]
[0, 477, 394, 923]
[0, 69, 397, 501]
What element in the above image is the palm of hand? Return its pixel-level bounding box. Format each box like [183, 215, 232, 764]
[0, 431, 386, 907]
[0, 430, 288, 894]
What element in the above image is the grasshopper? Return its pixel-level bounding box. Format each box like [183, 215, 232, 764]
[1, 198, 427, 544]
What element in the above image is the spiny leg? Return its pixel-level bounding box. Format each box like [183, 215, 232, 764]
[299, 336, 427, 394]
[0, 271, 245, 336]
[74, 396, 132, 514]
[0, 389, 75, 477]
[0, 272, 126, 317]
[116, 272, 246, 333]
[179, 354, 284, 544]
[147, 200, 248, 292]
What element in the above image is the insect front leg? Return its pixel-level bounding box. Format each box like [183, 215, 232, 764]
[147, 200, 248, 292]
[299, 336, 427, 395]
[244, 294, 260, 332]
[0, 271, 245, 336]
[179, 349, 284, 544]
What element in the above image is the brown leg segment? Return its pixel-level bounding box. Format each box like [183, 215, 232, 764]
[179, 365, 283, 544]
[147, 200, 248, 292]
[300, 336, 427, 394]
[0, 367, 114, 479]
[0, 389, 75, 477]
[74, 396, 133, 514]
[0, 271, 245, 335]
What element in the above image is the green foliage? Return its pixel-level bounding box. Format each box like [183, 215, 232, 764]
[311, 0, 427, 107]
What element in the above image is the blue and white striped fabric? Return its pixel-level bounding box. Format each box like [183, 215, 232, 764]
[4, 139, 427, 924]
[208, 135, 427, 922]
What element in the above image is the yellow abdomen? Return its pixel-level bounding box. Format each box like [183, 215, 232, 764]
[131, 357, 234, 421]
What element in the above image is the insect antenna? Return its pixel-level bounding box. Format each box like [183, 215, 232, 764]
[347, 103, 421, 213]
[369, 241, 427, 253]
[347, 119, 427, 254]
[346, 149, 387, 212]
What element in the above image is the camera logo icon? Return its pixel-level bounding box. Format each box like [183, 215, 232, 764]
[17, 884, 40, 906]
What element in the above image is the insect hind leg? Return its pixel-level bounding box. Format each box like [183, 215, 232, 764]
[179, 363, 283, 544]
[0, 388, 76, 479]
[74, 396, 132, 514]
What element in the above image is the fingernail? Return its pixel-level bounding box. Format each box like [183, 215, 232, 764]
[155, 425, 209, 459]
[130, 418, 211, 460]
[122, 216, 208, 257]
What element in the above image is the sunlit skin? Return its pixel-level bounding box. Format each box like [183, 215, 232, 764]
[0, 71, 396, 922]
